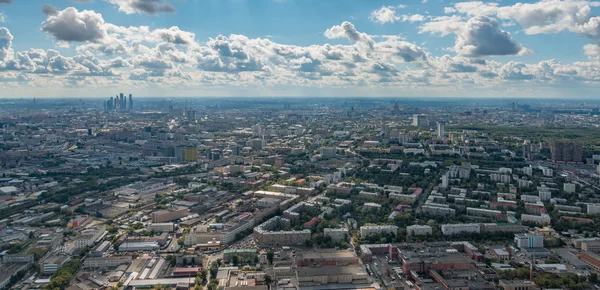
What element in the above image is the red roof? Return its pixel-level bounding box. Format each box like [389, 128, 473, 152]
[561, 216, 594, 223]
[304, 217, 319, 227]
[408, 187, 423, 195]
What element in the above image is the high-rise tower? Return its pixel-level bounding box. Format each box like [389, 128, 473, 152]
[119, 93, 124, 111]
[128, 94, 133, 111]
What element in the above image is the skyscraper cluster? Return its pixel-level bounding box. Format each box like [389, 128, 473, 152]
[104, 93, 133, 112]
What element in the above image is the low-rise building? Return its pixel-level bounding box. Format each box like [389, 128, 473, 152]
[406, 225, 432, 237]
[253, 216, 311, 246]
[83, 256, 132, 269]
[152, 207, 189, 223]
[323, 228, 348, 243]
[441, 223, 480, 236]
[499, 280, 538, 290]
[359, 225, 398, 237]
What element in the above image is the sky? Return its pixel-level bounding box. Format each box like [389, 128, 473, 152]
[1, 0, 600, 98]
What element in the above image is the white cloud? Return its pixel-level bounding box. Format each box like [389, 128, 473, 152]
[0, 12, 6, 23]
[324, 21, 375, 49]
[107, 0, 175, 15]
[2, 8, 600, 97]
[444, 0, 600, 37]
[41, 7, 107, 42]
[401, 14, 426, 22]
[420, 15, 528, 56]
[584, 43, 600, 55]
[370, 6, 401, 24]
[455, 16, 530, 57]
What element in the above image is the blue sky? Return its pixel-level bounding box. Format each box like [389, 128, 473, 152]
[1, 0, 600, 98]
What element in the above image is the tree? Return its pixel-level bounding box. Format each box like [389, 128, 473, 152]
[199, 269, 208, 284]
[232, 255, 239, 266]
[264, 274, 272, 287]
[590, 273, 598, 283]
[266, 249, 274, 265]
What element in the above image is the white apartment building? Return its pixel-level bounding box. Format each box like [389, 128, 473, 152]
[441, 223, 481, 236]
[406, 225, 433, 237]
[360, 225, 398, 237]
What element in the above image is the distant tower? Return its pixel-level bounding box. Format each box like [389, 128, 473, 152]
[119, 93, 124, 111]
[108, 97, 114, 111]
[393, 102, 400, 113]
[437, 122, 445, 138]
[114, 95, 118, 110]
[129, 94, 133, 111]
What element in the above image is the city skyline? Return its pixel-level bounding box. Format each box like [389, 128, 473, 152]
[0, 0, 600, 98]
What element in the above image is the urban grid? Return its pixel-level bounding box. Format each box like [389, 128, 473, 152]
[1, 97, 600, 290]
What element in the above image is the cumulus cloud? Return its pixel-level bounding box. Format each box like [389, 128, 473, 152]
[2, 5, 600, 96]
[370, 6, 400, 24]
[324, 21, 375, 49]
[0, 27, 13, 65]
[152, 26, 196, 45]
[41, 7, 107, 42]
[421, 15, 528, 56]
[0, 12, 6, 23]
[455, 16, 529, 57]
[107, 0, 176, 15]
[0, 0, 11, 4]
[444, 0, 600, 37]
[584, 43, 600, 56]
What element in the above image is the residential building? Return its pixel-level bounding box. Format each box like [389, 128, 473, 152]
[359, 225, 398, 237]
[441, 224, 480, 236]
[406, 225, 433, 237]
[253, 216, 311, 246]
[323, 228, 349, 243]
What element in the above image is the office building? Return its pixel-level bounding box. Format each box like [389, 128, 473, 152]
[175, 146, 198, 162]
[186, 110, 196, 122]
[152, 207, 188, 223]
[128, 94, 133, 110]
[412, 114, 429, 127]
[514, 233, 543, 249]
[437, 122, 445, 138]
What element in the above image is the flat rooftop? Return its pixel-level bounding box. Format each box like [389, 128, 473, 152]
[296, 265, 366, 277]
